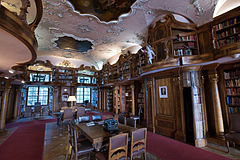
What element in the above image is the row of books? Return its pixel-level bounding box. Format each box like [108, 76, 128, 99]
[178, 35, 196, 41]
[229, 107, 240, 114]
[224, 70, 240, 79]
[225, 79, 240, 87]
[216, 27, 239, 39]
[226, 88, 240, 96]
[174, 48, 193, 56]
[226, 97, 240, 105]
[215, 17, 240, 31]
[217, 34, 240, 48]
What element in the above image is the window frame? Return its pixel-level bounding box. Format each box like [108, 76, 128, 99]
[26, 86, 50, 106]
[76, 87, 92, 104]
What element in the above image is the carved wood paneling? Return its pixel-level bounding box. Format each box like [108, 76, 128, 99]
[155, 77, 176, 137]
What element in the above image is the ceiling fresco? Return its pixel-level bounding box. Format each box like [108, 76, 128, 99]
[67, 0, 137, 22]
[25, 0, 220, 69]
[55, 36, 93, 53]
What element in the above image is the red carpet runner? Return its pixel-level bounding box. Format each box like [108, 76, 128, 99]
[147, 131, 231, 160]
[0, 119, 56, 160]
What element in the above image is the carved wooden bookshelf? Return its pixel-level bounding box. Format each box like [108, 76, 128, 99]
[224, 67, 240, 114]
[148, 14, 199, 61]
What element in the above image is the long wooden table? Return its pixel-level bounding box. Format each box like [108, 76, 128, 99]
[76, 123, 135, 151]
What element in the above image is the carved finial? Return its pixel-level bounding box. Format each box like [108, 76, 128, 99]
[19, 0, 31, 23]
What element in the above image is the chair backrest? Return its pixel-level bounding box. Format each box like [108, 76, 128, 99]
[63, 108, 73, 120]
[118, 115, 126, 124]
[109, 133, 128, 160]
[61, 106, 69, 110]
[77, 107, 85, 117]
[79, 116, 90, 122]
[92, 115, 102, 121]
[130, 128, 147, 159]
[67, 123, 74, 146]
[72, 127, 79, 159]
[126, 117, 136, 128]
[230, 113, 240, 132]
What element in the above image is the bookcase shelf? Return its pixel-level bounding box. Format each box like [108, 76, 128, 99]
[106, 88, 113, 111]
[173, 32, 199, 57]
[212, 16, 240, 49]
[224, 67, 240, 114]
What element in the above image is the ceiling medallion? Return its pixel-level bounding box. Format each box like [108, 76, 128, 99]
[67, 0, 137, 22]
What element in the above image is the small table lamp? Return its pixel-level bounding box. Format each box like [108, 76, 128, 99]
[67, 96, 76, 107]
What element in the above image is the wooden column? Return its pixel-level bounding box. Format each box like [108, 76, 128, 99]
[98, 89, 102, 111]
[114, 86, 119, 114]
[53, 86, 59, 111]
[208, 73, 224, 136]
[103, 89, 107, 111]
[152, 77, 157, 133]
[130, 84, 135, 116]
[175, 75, 186, 141]
[144, 78, 148, 128]
[120, 86, 125, 113]
[0, 85, 11, 130]
[190, 70, 207, 147]
[183, 67, 207, 147]
[13, 87, 21, 119]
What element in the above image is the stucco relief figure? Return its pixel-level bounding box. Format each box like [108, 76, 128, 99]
[141, 45, 156, 64]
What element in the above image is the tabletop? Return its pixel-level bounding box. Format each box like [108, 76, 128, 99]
[76, 123, 135, 146]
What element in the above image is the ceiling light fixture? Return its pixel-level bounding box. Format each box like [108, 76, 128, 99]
[9, 69, 15, 74]
[21, 80, 25, 84]
[4, 77, 9, 79]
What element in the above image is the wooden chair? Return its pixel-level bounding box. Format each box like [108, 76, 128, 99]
[77, 107, 85, 117]
[62, 108, 73, 125]
[65, 123, 74, 160]
[130, 128, 147, 160]
[118, 115, 126, 125]
[95, 133, 129, 160]
[225, 113, 240, 152]
[71, 127, 94, 160]
[65, 123, 89, 160]
[126, 118, 136, 128]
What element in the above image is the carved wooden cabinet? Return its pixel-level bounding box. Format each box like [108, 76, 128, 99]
[148, 14, 199, 61]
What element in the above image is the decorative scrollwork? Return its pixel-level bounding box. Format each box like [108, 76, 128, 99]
[19, 0, 30, 23]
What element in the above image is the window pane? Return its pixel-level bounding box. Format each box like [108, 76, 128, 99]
[39, 74, 50, 82]
[78, 76, 91, 84]
[27, 86, 38, 106]
[85, 77, 91, 84]
[30, 73, 38, 82]
[76, 87, 84, 103]
[92, 88, 98, 107]
[84, 88, 91, 102]
[39, 87, 49, 105]
[92, 77, 96, 84]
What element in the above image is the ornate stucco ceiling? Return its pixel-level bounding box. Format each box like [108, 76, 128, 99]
[2, 0, 222, 70]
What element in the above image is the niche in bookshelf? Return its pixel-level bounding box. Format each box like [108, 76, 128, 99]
[224, 67, 240, 114]
[173, 33, 198, 57]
